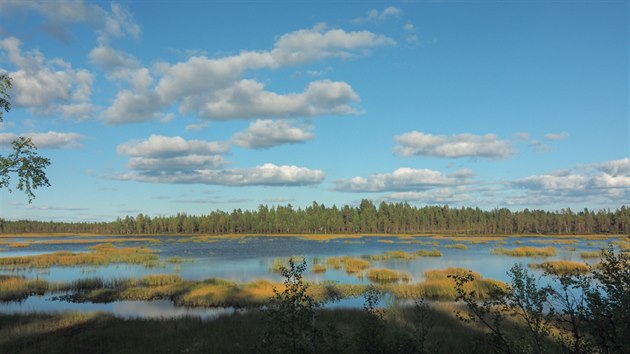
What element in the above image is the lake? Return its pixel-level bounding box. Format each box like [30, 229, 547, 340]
[0, 235, 616, 319]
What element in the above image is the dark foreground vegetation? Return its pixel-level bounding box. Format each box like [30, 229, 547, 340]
[2, 201, 630, 235]
[1, 245, 628, 354]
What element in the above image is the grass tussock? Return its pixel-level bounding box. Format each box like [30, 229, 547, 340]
[432, 236, 506, 244]
[491, 246, 557, 257]
[343, 240, 365, 244]
[415, 249, 442, 257]
[531, 239, 578, 245]
[343, 258, 371, 274]
[269, 256, 306, 272]
[366, 268, 411, 283]
[323, 257, 370, 274]
[377, 239, 395, 244]
[0, 275, 49, 301]
[444, 243, 468, 250]
[369, 249, 442, 261]
[528, 261, 590, 274]
[8, 242, 31, 248]
[311, 264, 327, 273]
[580, 251, 601, 259]
[0, 243, 159, 269]
[387, 268, 504, 300]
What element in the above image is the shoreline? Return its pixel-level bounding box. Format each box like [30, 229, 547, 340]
[0, 232, 625, 239]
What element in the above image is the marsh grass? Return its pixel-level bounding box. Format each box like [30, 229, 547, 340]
[312, 264, 327, 273]
[528, 261, 590, 274]
[432, 236, 505, 244]
[0, 275, 49, 301]
[531, 239, 578, 245]
[444, 243, 468, 250]
[415, 249, 442, 257]
[0, 243, 159, 269]
[386, 268, 504, 301]
[269, 256, 306, 273]
[491, 246, 557, 257]
[343, 240, 365, 244]
[561, 246, 577, 252]
[377, 239, 395, 244]
[343, 257, 371, 273]
[367, 268, 412, 283]
[580, 251, 601, 259]
[3, 242, 31, 248]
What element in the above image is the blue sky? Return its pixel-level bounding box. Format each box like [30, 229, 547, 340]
[0, 0, 628, 222]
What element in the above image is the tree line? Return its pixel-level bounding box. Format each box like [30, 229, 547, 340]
[2, 200, 630, 235]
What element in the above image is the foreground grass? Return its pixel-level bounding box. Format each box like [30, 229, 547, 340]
[0, 303, 491, 354]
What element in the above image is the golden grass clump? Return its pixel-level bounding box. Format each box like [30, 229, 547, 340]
[414, 249, 442, 257]
[0, 275, 49, 301]
[140, 274, 182, 287]
[491, 246, 557, 257]
[384, 250, 416, 260]
[367, 268, 402, 283]
[0, 244, 158, 269]
[343, 257, 371, 274]
[312, 264, 327, 273]
[268, 256, 306, 273]
[343, 240, 365, 244]
[377, 239, 395, 244]
[528, 261, 590, 274]
[386, 268, 505, 301]
[580, 251, 601, 259]
[444, 243, 468, 250]
[7, 242, 31, 248]
[531, 239, 578, 245]
[424, 268, 481, 281]
[326, 257, 343, 270]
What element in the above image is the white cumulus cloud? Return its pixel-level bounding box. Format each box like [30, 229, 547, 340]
[0, 131, 83, 149]
[0, 37, 94, 120]
[394, 131, 516, 159]
[101, 24, 391, 124]
[232, 120, 314, 149]
[116, 163, 325, 186]
[117, 135, 229, 158]
[334, 167, 473, 192]
[352, 7, 402, 23]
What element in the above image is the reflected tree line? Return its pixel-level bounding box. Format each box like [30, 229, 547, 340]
[2, 200, 630, 235]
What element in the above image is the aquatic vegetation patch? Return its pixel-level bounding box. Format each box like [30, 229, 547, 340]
[580, 251, 601, 259]
[414, 249, 442, 257]
[387, 268, 504, 301]
[0, 275, 49, 301]
[366, 268, 411, 283]
[377, 239, 395, 244]
[528, 261, 590, 274]
[531, 239, 578, 245]
[0, 243, 159, 269]
[312, 264, 327, 273]
[269, 256, 306, 273]
[491, 246, 557, 257]
[444, 243, 468, 250]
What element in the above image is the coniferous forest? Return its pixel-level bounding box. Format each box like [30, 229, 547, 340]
[3, 200, 630, 235]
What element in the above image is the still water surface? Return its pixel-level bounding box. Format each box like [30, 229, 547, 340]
[0, 235, 612, 319]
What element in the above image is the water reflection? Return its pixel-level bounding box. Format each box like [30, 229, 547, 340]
[0, 294, 240, 320]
